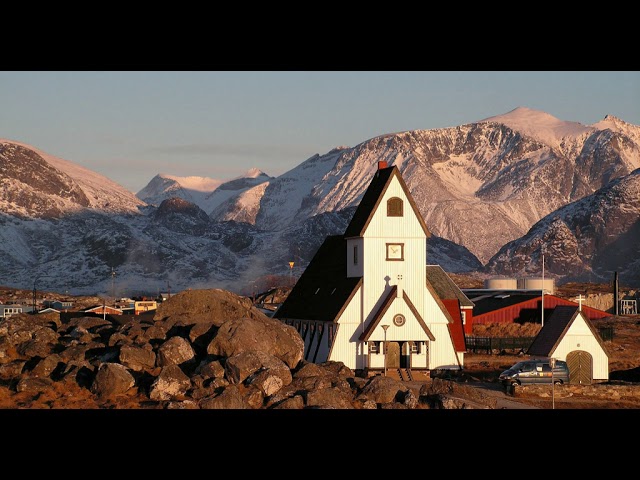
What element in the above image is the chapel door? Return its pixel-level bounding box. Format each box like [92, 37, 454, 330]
[386, 342, 400, 369]
[566, 350, 593, 385]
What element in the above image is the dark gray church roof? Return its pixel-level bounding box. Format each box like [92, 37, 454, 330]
[273, 235, 361, 322]
[425, 265, 474, 308]
[527, 305, 609, 357]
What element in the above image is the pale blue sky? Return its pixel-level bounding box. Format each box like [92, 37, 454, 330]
[1, 71, 638, 193]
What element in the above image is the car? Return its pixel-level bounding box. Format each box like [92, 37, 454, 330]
[499, 358, 570, 390]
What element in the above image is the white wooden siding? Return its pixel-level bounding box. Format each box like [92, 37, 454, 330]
[360, 178, 427, 321]
[552, 315, 609, 380]
[361, 239, 427, 320]
[412, 347, 428, 368]
[368, 350, 384, 369]
[367, 299, 432, 342]
[330, 285, 364, 370]
[422, 289, 454, 326]
[427, 323, 461, 370]
[362, 181, 426, 239]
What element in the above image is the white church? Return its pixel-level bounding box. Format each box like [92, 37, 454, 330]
[274, 162, 467, 377]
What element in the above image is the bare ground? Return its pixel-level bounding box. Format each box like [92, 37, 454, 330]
[459, 314, 640, 409]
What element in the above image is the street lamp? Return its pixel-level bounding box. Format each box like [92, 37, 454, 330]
[550, 357, 556, 409]
[382, 324, 390, 376]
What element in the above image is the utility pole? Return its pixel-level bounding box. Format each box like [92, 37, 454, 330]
[541, 250, 545, 327]
[111, 268, 116, 307]
[32, 275, 47, 314]
[32, 279, 37, 315]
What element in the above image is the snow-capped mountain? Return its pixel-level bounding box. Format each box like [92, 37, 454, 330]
[0, 139, 146, 217]
[136, 174, 223, 210]
[212, 107, 639, 264]
[485, 168, 640, 285]
[1, 107, 639, 295]
[137, 168, 272, 214]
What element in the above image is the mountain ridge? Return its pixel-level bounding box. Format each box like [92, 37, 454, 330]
[1, 107, 638, 294]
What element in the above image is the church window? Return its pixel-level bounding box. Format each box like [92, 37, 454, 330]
[387, 197, 403, 217]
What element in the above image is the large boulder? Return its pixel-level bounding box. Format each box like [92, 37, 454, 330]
[153, 289, 267, 328]
[149, 364, 191, 401]
[199, 384, 248, 409]
[90, 363, 135, 398]
[207, 315, 304, 369]
[225, 350, 292, 387]
[0, 313, 59, 343]
[119, 345, 156, 372]
[156, 336, 195, 367]
[356, 376, 410, 405]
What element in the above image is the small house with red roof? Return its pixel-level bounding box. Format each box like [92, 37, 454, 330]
[274, 163, 467, 377]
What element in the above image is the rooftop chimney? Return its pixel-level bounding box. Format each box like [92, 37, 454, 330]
[378, 161, 388, 170]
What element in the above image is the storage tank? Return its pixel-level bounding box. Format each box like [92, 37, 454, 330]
[518, 277, 555, 294]
[484, 278, 518, 289]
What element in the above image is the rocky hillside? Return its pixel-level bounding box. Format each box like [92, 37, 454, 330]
[0, 289, 481, 409]
[485, 168, 640, 285]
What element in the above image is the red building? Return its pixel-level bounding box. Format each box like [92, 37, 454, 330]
[463, 290, 610, 326]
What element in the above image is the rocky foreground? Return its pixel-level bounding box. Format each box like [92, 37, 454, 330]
[0, 289, 484, 410]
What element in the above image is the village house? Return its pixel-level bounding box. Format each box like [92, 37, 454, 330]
[0, 304, 23, 319]
[134, 299, 157, 315]
[43, 300, 74, 311]
[274, 162, 466, 378]
[84, 305, 123, 315]
[528, 302, 609, 383]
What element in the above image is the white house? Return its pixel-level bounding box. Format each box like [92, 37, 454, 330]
[0, 304, 23, 319]
[528, 304, 609, 383]
[274, 162, 465, 377]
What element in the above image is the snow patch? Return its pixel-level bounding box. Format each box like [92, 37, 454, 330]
[432, 154, 483, 198]
[479, 107, 593, 147]
[159, 174, 224, 192]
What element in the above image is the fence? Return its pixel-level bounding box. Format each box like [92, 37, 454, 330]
[465, 336, 536, 354]
[466, 327, 615, 354]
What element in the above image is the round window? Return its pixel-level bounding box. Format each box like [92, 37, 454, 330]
[393, 314, 406, 327]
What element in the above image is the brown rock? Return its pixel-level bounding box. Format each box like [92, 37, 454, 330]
[149, 364, 191, 401]
[156, 336, 195, 367]
[31, 354, 63, 378]
[306, 386, 355, 409]
[153, 288, 266, 328]
[119, 345, 156, 372]
[272, 395, 305, 409]
[226, 350, 292, 387]
[356, 376, 409, 405]
[0, 360, 26, 381]
[90, 362, 136, 398]
[199, 384, 248, 409]
[207, 315, 304, 369]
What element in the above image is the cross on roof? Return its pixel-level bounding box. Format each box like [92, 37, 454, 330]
[576, 294, 585, 311]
